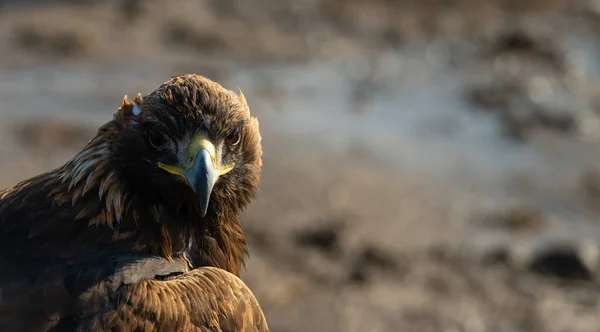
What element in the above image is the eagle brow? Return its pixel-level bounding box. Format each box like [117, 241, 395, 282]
[164, 112, 179, 128]
[223, 121, 245, 137]
[233, 120, 247, 131]
[146, 115, 177, 132]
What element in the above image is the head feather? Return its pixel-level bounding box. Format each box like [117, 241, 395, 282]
[5, 74, 263, 273]
[237, 89, 250, 115]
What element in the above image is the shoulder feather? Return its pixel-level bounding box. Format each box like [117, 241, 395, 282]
[78, 266, 269, 332]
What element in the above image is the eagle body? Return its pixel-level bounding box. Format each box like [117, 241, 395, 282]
[0, 75, 267, 331]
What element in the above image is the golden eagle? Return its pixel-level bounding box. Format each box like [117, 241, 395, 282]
[0, 74, 268, 331]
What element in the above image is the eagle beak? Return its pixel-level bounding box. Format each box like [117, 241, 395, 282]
[158, 135, 235, 217]
[184, 148, 217, 218]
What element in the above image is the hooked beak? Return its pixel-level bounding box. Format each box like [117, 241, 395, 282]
[185, 148, 217, 217]
[158, 135, 235, 217]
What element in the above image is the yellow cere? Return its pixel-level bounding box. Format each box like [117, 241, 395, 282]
[157, 133, 235, 178]
[218, 162, 235, 176]
[187, 134, 218, 170]
[157, 162, 187, 182]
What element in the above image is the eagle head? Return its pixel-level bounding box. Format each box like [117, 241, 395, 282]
[111, 74, 262, 220]
[0, 74, 261, 271]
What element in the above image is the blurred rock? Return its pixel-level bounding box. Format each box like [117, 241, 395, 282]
[12, 25, 92, 57]
[294, 220, 345, 258]
[11, 118, 94, 151]
[486, 27, 565, 72]
[162, 21, 228, 54]
[348, 245, 406, 284]
[466, 80, 577, 141]
[479, 245, 512, 266]
[580, 169, 600, 202]
[118, 0, 146, 24]
[527, 244, 594, 281]
[476, 206, 546, 233]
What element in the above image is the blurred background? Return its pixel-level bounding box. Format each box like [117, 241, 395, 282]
[2, 0, 600, 331]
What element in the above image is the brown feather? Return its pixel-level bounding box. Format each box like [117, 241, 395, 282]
[0, 74, 267, 331]
[160, 223, 174, 261]
[80, 267, 269, 332]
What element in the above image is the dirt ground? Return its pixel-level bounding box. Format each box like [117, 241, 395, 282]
[2, 0, 600, 331]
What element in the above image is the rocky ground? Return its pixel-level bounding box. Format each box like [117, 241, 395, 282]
[2, 0, 600, 331]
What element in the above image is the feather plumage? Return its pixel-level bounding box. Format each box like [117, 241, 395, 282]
[0, 74, 267, 331]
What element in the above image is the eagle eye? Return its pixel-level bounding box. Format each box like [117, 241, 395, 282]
[226, 127, 241, 146]
[148, 129, 168, 149]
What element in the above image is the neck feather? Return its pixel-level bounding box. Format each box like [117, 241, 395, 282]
[43, 121, 248, 273]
